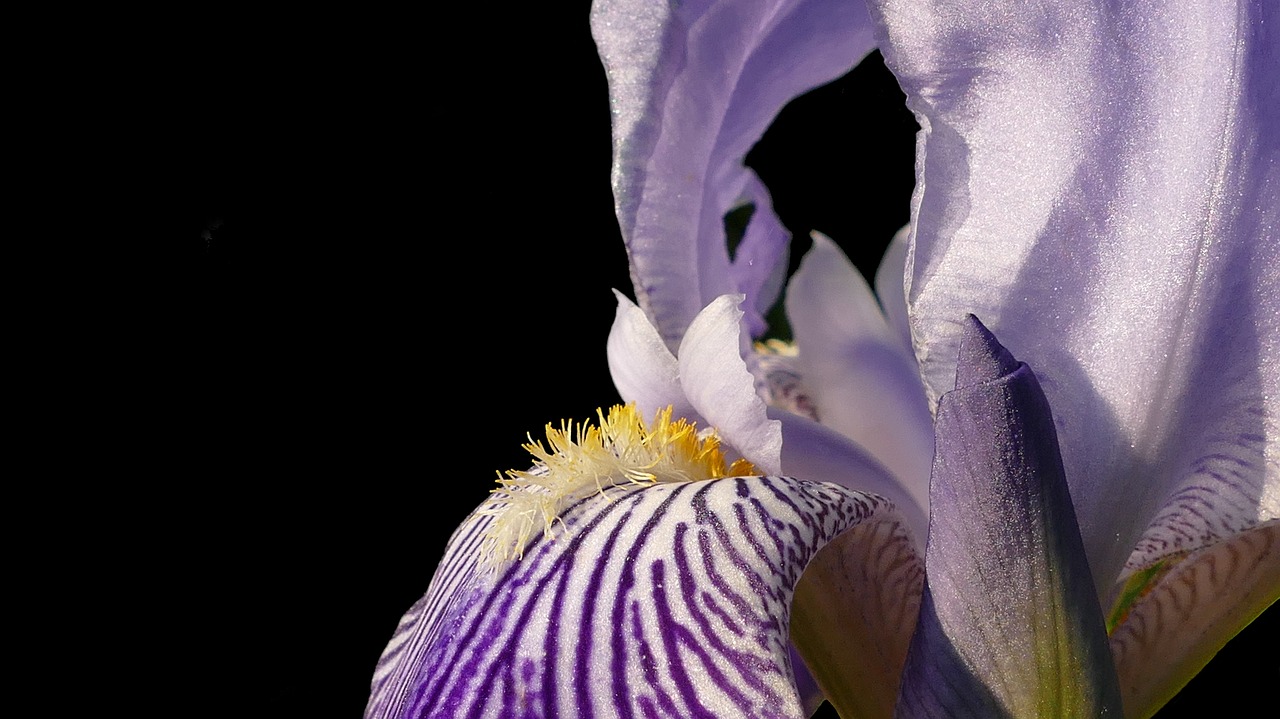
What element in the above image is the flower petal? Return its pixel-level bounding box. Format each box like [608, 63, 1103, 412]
[678, 294, 783, 475]
[895, 317, 1122, 717]
[368, 476, 897, 718]
[785, 232, 934, 515]
[872, 225, 912, 351]
[1109, 522, 1280, 719]
[607, 290, 702, 425]
[591, 0, 876, 347]
[792, 512, 924, 719]
[872, 0, 1280, 595]
[770, 408, 927, 549]
[723, 173, 792, 338]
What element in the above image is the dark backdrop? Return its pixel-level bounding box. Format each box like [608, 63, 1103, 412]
[173, 4, 1272, 717]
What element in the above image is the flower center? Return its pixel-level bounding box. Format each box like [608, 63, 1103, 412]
[476, 403, 756, 568]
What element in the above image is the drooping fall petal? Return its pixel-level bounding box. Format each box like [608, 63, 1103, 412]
[895, 317, 1122, 718]
[590, 0, 877, 346]
[870, 0, 1280, 598]
[1109, 522, 1280, 718]
[366, 476, 899, 719]
[791, 512, 924, 719]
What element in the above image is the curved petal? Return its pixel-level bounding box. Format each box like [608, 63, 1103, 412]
[367, 513, 494, 719]
[771, 408, 927, 550]
[678, 294, 783, 475]
[724, 173, 792, 338]
[607, 290, 702, 425]
[367, 476, 897, 719]
[872, 225, 912, 351]
[786, 232, 934, 515]
[896, 317, 1121, 717]
[872, 0, 1280, 596]
[792, 513, 924, 719]
[590, 0, 877, 347]
[1109, 521, 1280, 719]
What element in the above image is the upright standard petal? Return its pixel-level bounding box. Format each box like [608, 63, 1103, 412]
[786, 232, 934, 516]
[368, 475, 897, 719]
[590, 0, 877, 347]
[896, 317, 1121, 718]
[871, 0, 1280, 605]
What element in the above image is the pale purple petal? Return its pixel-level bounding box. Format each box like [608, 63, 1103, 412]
[785, 232, 934, 517]
[722, 173, 792, 337]
[872, 0, 1280, 594]
[607, 290, 702, 425]
[369, 476, 897, 718]
[771, 408, 927, 549]
[678, 295, 783, 475]
[872, 226, 912, 351]
[591, 0, 876, 347]
[895, 317, 1121, 717]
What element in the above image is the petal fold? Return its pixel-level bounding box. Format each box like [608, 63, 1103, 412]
[678, 294, 783, 475]
[368, 476, 897, 719]
[792, 513, 924, 719]
[607, 290, 701, 425]
[591, 0, 876, 346]
[895, 317, 1121, 718]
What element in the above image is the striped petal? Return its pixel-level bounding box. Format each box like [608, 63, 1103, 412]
[895, 317, 1121, 717]
[367, 476, 897, 718]
[591, 0, 876, 347]
[1109, 522, 1280, 718]
[792, 513, 924, 719]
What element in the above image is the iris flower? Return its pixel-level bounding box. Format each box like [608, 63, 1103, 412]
[368, 0, 1277, 716]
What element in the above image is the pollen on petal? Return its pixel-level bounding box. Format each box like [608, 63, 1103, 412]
[474, 403, 758, 570]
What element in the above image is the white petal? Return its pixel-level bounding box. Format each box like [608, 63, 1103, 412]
[873, 225, 913, 352]
[678, 294, 783, 474]
[606, 290, 701, 424]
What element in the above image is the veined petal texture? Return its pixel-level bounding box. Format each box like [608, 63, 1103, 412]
[895, 317, 1121, 718]
[872, 0, 1280, 599]
[590, 0, 876, 346]
[368, 476, 896, 719]
[1109, 522, 1280, 718]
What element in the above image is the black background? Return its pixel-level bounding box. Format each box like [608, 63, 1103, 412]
[171, 3, 1273, 717]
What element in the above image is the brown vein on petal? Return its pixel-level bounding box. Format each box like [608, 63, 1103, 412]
[1109, 522, 1280, 719]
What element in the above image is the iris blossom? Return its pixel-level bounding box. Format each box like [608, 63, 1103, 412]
[368, 0, 1278, 716]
